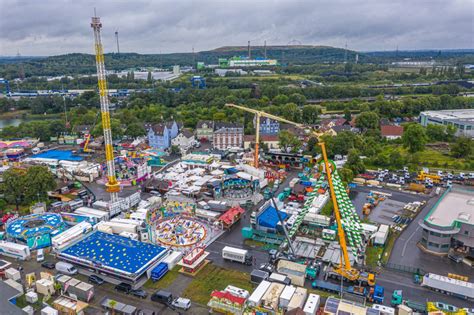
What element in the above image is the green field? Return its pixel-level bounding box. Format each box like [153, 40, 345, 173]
[181, 264, 254, 305]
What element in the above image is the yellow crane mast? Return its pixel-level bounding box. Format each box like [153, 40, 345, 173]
[225, 103, 306, 168]
[227, 104, 371, 284]
[91, 15, 120, 202]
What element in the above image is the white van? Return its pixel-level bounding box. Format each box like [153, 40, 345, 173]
[36, 249, 45, 262]
[171, 297, 191, 310]
[55, 262, 78, 275]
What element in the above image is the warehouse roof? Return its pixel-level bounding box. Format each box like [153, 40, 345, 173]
[424, 188, 474, 227]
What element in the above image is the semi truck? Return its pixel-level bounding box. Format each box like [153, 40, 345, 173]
[390, 290, 426, 312]
[222, 246, 253, 265]
[421, 273, 474, 300]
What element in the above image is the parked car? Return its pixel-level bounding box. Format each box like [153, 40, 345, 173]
[55, 262, 78, 275]
[41, 261, 55, 269]
[130, 289, 148, 299]
[151, 290, 173, 305]
[88, 274, 104, 285]
[115, 282, 132, 294]
[171, 297, 191, 310]
[448, 253, 463, 263]
[36, 249, 45, 262]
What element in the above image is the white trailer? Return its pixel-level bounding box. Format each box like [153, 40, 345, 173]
[52, 221, 93, 251]
[279, 285, 296, 309]
[277, 260, 306, 287]
[248, 280, 271, 307]
[222, 246, 252, 265]
[73, 207, 109, 222]
[287, 287, 308, 311]
[421, 273, 474, 299]
[0, 241, 31, 260]
[303, 293, 320, 315]
[374, 224, 389, 246]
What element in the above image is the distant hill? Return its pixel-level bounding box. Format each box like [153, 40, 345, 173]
[0, 45, 358, 78]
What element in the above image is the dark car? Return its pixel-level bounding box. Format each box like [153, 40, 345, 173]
[88, 274, 104, 285]
[41, 261, 55, 269]
[151, 290, 173, 305]
[130, 289, 148, 299]
[115, 282, 132, 294]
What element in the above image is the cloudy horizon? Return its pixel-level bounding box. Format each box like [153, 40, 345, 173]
[0, 0, 473, 56]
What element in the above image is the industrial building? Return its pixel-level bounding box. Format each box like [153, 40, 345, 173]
[419, 109, 474, 137]
[419, 187, 474, 255]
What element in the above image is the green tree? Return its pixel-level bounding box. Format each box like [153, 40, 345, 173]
[289, 93, 306, 106]
[426, 124, 447, 142]
[1, 168, 27, 210]
[124, 123, 146, 138]
[272, 94, 289, 106]
[92, 118, 124, 139]
[344, 108, 352, 122]
[451, 136, 473, 158]
[278, 130, 302, 153]
[147, 71, 152, 82]
[402, 124, 427, 153]
[389, 150, 404, 168]
[338, 167, 354, 184]
[345, 149, 365, 175]
[355, 111, 379, 131]
[170, 145, 181, 155]
[24, 165, 56, 203]
[301, 105, 319, 124]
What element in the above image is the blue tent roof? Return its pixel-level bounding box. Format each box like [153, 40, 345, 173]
[257, 205, 288, 229]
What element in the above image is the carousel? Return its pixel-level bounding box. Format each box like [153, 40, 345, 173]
[155, 216, 207, 248]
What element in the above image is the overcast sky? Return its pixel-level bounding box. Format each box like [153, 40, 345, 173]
[0, 0, 472, 56]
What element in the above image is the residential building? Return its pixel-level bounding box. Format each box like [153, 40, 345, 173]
[320, 118, 350, 133]
[380, 125, 404, 139]
[196, 120, 215, 141]
[420, 109, 474, 138]
[171, 129, 196, 154]
[419, 187, 474, 255]
[213, 122, 244, 150]
[243, 135, 280, 150]
[255, 117, 280, 135]
[147, 121, 180, 150]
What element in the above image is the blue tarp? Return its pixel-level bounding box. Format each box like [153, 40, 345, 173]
[257, 205, 288, 229]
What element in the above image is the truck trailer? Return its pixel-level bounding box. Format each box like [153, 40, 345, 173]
[0, 241, 31, 260]
[421, 273, 474, 300]
[222, 246, 253, 265]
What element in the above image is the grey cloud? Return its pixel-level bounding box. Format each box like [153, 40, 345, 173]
[0, 0, 472, 56]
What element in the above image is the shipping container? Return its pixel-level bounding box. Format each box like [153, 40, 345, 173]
[262, 282, 285, 311]
[421, 273, 474, 299]
[287, 287, 308, 311]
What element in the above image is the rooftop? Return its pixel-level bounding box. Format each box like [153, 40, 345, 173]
[0, 281, 24, 315]
[381, 125, 404, 137]
[424, 188, 474, 227]
[421, 109, 474, 123]
[60, 231, 166, 275]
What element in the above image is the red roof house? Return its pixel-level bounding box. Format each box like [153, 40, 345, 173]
[381, 125, 404, 139]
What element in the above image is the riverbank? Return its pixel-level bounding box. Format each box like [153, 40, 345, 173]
[0, 110, 29, 119]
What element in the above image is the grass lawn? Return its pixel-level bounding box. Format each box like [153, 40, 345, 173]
[182, 264, 254, 305]
[365, 246, 383, 268]
[381, 231, 399, 265]
[143, 266, 181, 290]
[308, 288, 334, 299]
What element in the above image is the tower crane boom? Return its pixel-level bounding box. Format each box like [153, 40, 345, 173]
[91, 15, 120, 202]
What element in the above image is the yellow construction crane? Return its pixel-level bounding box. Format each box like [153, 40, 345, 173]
[225, 103, 309, 168]
[91, 15, 120, 202]
[227, 104, 373, 285]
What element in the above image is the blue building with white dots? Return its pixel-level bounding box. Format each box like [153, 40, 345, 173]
[58, 231, 168, 283]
